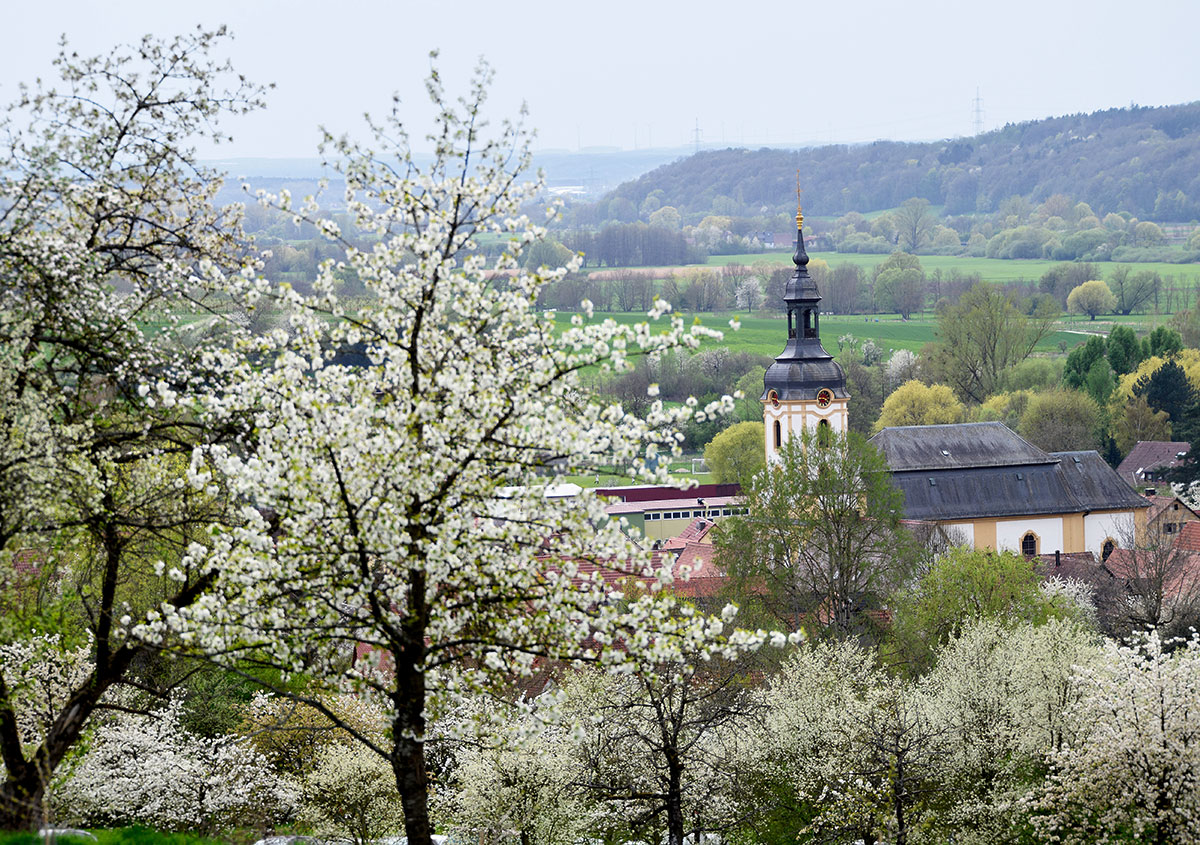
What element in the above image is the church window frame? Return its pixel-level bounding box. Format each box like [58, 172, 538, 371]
[1020, 531, 1038, 557]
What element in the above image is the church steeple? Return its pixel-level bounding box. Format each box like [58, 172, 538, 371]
[761, 182, 848, 460]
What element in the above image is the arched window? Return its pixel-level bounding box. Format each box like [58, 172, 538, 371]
[1102, 539, 1115, 561]
[817, 418, 832, 447]
[1021, 532, 1037, 557]
[773, 419, 782, 449]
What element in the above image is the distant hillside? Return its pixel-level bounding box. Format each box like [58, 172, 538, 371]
[597, 102, 1200, 223]
[206, 147, 688, 207]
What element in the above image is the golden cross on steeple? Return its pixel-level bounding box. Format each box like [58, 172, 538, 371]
[795, 171, 804, 231]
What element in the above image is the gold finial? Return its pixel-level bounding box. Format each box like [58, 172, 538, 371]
[795, 171, 804, 231]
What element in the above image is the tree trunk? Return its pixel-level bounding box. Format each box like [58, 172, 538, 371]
[0, 663, 124, 830]
[666, 753, 684, 845]
[894, 746, 907, 845]
[0, 769, 45, 831]
[391, 566, 432, 845]
[392, 730, 432, 845]
[0, 546, 211, 832]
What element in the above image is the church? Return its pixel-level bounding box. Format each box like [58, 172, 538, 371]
[760, 195, 1148, 559]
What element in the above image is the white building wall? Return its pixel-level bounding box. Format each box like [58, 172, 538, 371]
[996, 516, 1064, 555]
[943, 522, 975, 547]
[1085, 511, 1135, 557]
[763, 399, 849, 463]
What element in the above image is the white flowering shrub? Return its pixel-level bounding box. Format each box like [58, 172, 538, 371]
[1027, 630, 1200, 843]
[860, 340, 883, 366]
[563, 660, 753, 845]
[740, 641, 945, 845]
[54, 698, 296, 833]
[1039, 576, 1099, 631]
[299, 742, 406, 844]
[921, 619, 1102, 843]
[883, 349, 919, 389]
[438, 708, 584, 845]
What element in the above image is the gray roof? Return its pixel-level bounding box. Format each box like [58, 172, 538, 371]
[872, 423, 1149, 521]
[1116, 440, 1190, 485]
[1053, 451, 1152, 512]
[869, 421, 1055, 472]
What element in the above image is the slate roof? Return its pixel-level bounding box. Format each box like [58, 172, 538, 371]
[872, 424, 1148, 522]
[1116, 440, 1190, 487]
[1054, 451, 1152, 512]
[870, 421, 1055, 472]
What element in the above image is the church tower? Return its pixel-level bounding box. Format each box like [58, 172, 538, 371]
[762, 189, 848, 462]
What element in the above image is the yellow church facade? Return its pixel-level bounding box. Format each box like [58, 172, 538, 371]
[869, 422, 1148, 560]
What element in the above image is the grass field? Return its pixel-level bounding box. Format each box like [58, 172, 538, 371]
[552, 310, 1098, 359]
[703, 250, 1200, 287]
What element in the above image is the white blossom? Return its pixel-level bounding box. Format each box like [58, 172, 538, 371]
[54, 698, 296, 833]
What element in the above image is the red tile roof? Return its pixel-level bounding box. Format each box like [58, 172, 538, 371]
[1105, 547, 1200, 601]
[595, 483, 740, 504]
[12, 549, 42, 576]
[662, 518, 715, 551]
[668, 542, 726, 599]
[1175, 522, 1200, 552]
[1034, 551, 1103, 580]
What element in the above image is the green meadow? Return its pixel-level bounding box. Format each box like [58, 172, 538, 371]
[552, 311, 1093, 359]
[703, 250, 1200, 286]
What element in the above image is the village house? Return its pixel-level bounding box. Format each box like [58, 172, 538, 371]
[1117, 440, 1190, 490]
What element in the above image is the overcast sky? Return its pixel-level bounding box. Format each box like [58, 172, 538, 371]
[5, 0, 1200, 159]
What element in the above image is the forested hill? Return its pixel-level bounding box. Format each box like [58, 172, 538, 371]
[598, 102, 1200, 222]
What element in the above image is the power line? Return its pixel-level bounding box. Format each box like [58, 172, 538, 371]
[972, 87, 985, 136]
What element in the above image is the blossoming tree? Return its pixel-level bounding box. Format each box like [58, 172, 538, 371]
[0, 30, 265, 828]
[173, 57, 759, 845]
